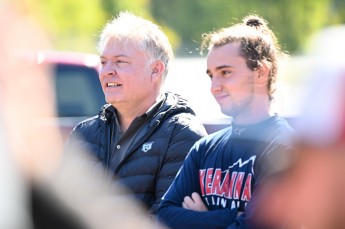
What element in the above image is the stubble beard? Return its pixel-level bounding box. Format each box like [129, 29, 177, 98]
[222, 88, 254, 119]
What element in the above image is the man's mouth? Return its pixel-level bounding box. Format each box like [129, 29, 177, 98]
[107, 82, 122, 87]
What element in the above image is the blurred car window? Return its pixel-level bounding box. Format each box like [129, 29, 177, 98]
[54, 63, 104, 117]
[27, 50, 105, 140]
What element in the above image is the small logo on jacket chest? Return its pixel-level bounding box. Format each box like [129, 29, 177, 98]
[142, 142, 154, 153]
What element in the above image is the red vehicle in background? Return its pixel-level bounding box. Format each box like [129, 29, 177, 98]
[32, 50, 105, 140]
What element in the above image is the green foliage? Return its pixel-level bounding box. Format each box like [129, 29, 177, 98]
[100, 0, 151, 20]
[271, 0, 330, 54]
[17, 0, 345, 56]
[99, 0, 181, 51]
[151, 0, 334, 56]
[29, 0, 106, 53]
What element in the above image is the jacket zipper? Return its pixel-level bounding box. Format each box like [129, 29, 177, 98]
[105, 115, 115, 180]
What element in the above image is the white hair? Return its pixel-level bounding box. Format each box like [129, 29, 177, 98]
[98, 11, 173, 78]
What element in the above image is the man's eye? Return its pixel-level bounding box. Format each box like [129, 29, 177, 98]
[116, 60, 127, 64]
[221, 70, 231, 75]
[100, 60, 106, 65]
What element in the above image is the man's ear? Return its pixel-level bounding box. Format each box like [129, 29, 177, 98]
[151, 60, 165, 82]
[256, 62, 269, 86]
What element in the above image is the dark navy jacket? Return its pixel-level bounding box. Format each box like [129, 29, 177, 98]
[64, 92, 207, 214]
[157, 115, 294, 228]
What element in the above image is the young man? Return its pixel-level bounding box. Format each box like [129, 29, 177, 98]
[64, 11, 207, 215]
[157, 15, 295, 228]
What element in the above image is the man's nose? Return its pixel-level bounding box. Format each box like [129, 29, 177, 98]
[211, 78, 222, 93]
[101, 62, 116, 76]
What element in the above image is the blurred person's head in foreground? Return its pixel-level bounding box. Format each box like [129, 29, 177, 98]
[0, 3, 58, 229]
[251, 25, 345, 229]
[0, 2, 59, 181]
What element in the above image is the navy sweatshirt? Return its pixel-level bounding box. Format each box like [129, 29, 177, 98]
[157, 115, 294, 229]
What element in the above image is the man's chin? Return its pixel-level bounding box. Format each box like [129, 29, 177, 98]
[220, 108, 235, 117]
[105, 97, 122, 105]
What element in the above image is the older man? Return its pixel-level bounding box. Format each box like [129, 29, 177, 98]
[65, 11, 207, 215]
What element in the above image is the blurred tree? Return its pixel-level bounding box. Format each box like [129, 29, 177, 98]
[25, 0, 106, 53]
[329, 0, 345, 23]
[271, 0, 330, 53]
[25, 0, 179, 53]
[12, 0, 345, 55]
[100, 0, 151, 20]
[99, 0, 181, 53]
[151, 0, 334, 56]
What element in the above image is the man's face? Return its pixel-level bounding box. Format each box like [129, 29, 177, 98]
[206, 42, 258, 118]
[99, 39, 155, 109]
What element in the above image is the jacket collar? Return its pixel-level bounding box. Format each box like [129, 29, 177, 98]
[99, 92, 196, 124]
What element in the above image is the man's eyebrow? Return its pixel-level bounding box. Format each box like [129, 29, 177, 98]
[206, 65, 234, 74]
[99, 55, 128, 59]
[216, 65, 233, 70]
